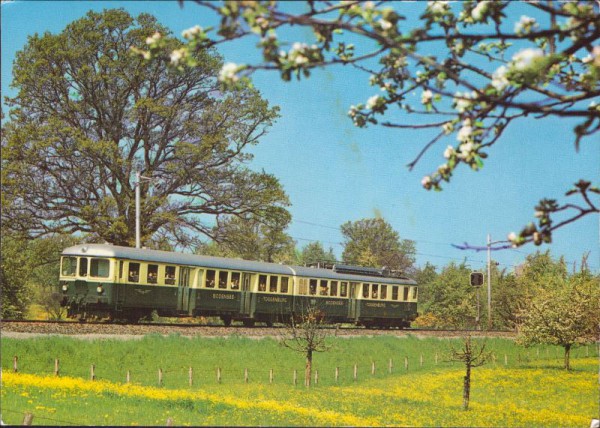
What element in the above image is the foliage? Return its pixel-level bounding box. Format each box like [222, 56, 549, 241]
[340, 218, 415, 273]
[138, 0, 600, 247]
[297, 241, 337, 266]
[2, 8, 286, 248]
[516, 271, 600, 370]
[195, 207, 295, 262]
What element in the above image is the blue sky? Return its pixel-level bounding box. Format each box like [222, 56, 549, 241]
[2, 1, 598, 273]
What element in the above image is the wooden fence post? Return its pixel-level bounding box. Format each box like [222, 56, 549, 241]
[388, 358, 393, 374]
[293, 369, 297, 386]
[90, 364, 95, 381]
[54, 359, 59, 377]
[353, 364, 358, 382]
[371, 361, 375, 375]
[504, 355, 508, 366]
[158, 368, 163, 386]
[335, 367, 339, 383]
[314, 370, 318, 385]
[217, 367, 222, 384]
[404, 357, 408, 371]
[22, 413, 34, 426]
[420, 354, 423, 367]
[189, 367, 193, 387]
[126, 370, 131, 384]
[269, 369, 273, 384]
[435, 352, 439, 365]
[166, 417, 174, 426]
[244, 368, 249, 384]
[13, 356, 18, 373]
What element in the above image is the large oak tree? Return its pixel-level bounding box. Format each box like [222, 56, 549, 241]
[2, 9, 287, 247]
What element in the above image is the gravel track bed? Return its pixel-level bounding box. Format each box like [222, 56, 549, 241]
[1, 321, 516, 340]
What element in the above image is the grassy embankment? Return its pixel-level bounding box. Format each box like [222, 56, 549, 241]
[1, 335, 598, 426]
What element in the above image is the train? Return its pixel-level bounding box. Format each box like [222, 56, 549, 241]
[58, 244, 418, 328]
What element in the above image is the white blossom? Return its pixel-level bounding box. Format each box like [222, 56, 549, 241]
[378, 19, 393, 30]
[366, 95, 382, 109]
[421, 176, 432, 187]
[170, 48, 186, 66]
[363, 1, 375, 10]
[443, 145, 455, 159]
[294, 55, 309, 65]
[181, 25, 202, 40]
[421, 89, 433, 104]
[218, 62, 240, 83]
[442, 122, 454, 135]
[348, 105, 358, 117]
[457, 125, 473, 143]
[491, 65, 509, 91]
[457, 141, 475, 159]
[471, 1, 489, 21]
[453, 91, 476, 113]
[507, 232, 518, 242]
[427, 1, 449, 15]
[145, 32, 162, 45]
[511, 48, 544, 70]
[514, 16, 537, 34]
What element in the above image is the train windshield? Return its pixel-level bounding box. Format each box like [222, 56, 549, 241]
[61, 257, 77, 277]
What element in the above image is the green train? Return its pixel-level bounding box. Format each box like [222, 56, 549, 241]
[59, 244, 418, 328]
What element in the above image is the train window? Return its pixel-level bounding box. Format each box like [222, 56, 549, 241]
[403, 286, 409, 301]
[90, 258, 110, 278]
[299, 278, 308, 295]
[61, 257, 77, 277]
[372, 284, 379, 299]
[258, 275, 267, 292]
[269, 276, 278, 293]
[381, 285, 387, 300]
[281, 277, 289, 294]
[79, 258, 89, 277]
[362, 283, 370, 299]
[206, 270, 216, 288]
[147, 264, 158, 284]
[119, 261, 124, 280]
[412, 287, 418, 300]
[128, 263, 140, 283]
[340, 282, 348, 297]
[309, 279, 318, 296]
[165, 266, 176, 285]
[218, 271, 228, 289]
[330, 281, 338, 297]
[392, 286, 399, 301]
[230, 272, 241, 289]
[319, 280, 328, 296]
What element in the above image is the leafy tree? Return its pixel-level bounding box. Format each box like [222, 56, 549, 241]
[413, 261, 438, 313]
[298, 241, 337, 266]
[2, 8, 286, 248]
[142, 1, 599, 247]
[196, 207, 295, 263]
[516, 271, 599, 370]
[340, 218, 415, 272]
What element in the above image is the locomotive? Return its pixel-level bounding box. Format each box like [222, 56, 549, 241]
[59, 244, 418, 328]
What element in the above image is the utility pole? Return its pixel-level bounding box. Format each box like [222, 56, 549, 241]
[135, 171, 153, 249]
[487, 234, 492, 330]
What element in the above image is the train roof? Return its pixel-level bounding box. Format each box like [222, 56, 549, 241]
[62, 244, 417, 286]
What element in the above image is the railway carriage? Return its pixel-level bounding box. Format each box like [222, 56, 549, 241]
[59, 244, 418, 327]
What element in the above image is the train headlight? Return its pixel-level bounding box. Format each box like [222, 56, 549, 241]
[96, 285, 104, 294]
[62, 284, 68, 292]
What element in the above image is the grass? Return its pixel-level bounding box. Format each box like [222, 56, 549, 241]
[1, 335, 598, 426]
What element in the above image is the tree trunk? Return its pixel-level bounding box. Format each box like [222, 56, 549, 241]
[305, 350, 313, 388]
[563, 344, 571, 371]
[463, 364, 471, 410]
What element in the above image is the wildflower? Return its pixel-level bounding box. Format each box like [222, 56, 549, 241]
[491, 65, 509, 91]
[421, 89, 433, 104]
[145, 32, 162, 45]
[366, 95, 382, 109]
[512, 48, 544, 70]
[514, 16, 538, 34]
[471, 1, 489, 21]
[181, 25, 202, 40]
[443, 145, 455, 159]
[218, 62, 240, 83]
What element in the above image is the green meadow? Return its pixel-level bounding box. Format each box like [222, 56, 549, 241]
[1, 335, 598, 426]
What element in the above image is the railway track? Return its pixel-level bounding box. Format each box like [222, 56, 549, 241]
[0, 319, 517, 338]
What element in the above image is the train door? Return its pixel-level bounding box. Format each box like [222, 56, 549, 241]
[240, 273, 254, 316]
[348, 282, 359, 321]
[177, 267, 191, 313]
